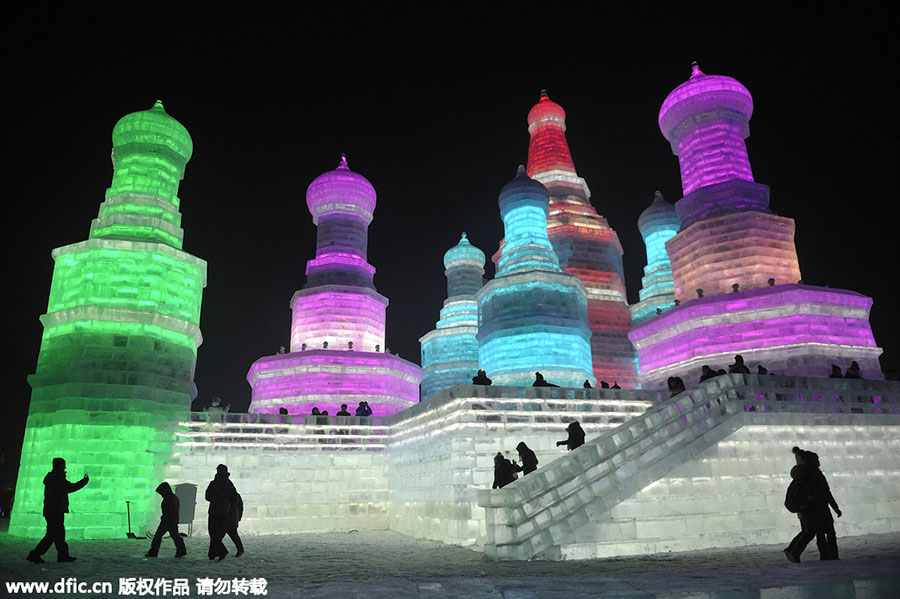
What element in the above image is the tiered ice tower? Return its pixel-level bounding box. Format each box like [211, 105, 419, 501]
[419, 233, 485, 400]
[524, 91, 638, 387]
[247, 156, 422, 416]
[477, 166, 594, 387]
[11, 101, 207, 540]
[629, 64, 882, 387]
[630, 191, 680, 324]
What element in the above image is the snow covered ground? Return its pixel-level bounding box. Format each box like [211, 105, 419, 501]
[2, 523, 898, 598]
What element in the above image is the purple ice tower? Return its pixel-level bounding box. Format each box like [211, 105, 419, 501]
[629, 64, 883, 387]
[247, 156, 422, 416]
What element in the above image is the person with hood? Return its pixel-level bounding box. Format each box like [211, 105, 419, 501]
[556, 421, 586, 451]
[27, 457, 88, 563]
[515, 442, 539, 475]
[728, 355, 751, 374]
[784, 447, 842, 562]
[492, 453, 517, 489]
[145, 482, 186, 558]
[206, 464, 237, 560]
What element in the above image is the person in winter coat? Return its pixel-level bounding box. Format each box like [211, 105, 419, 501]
[515, 442, 539, 475]
[784, 447, 842, 562]
[556, 421, 586, 451]
[492, 453, 517, 489]
[27, 458, 89, 564]
[224, 490, 244, 557]
[206, 464, 237, 560]
[145, 482, 186, 558]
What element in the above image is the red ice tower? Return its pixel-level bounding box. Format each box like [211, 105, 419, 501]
[524, 91, 637, 387]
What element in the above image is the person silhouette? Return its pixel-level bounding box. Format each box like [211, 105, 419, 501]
[829, 365, 844, 379]
[492, 453, 517, 489]
[145, 482, 186, 558]
[206, 464, 237, 561]
[844, 361, 862, 380]
[472, 369, 492, 385]
[533, 372, 558, 387]
[784, 447, 842, 562]
[583, 380, 592, 389]
[667, 376, 686, 397]
[728, 355, 750, 374]
[556, 421, 586, 451]
[515, 442, 539, 475]
[699, 365, 718, 382]
[27, 458, 88, 563]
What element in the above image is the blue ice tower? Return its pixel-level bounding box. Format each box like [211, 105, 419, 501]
[630, 191, 681, 324]
[419, 233, 486, 400]
[477, 166, 594, 387]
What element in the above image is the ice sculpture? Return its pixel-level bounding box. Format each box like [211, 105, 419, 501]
[524, 91, 637, 387]
[11, 101, 207, 540]
[419, 233, 485, 400]
[630, 64, 883, 387]
[477, 166, 594, 387]
[247, 156, 422, 416]
[630, 191, 680, 324]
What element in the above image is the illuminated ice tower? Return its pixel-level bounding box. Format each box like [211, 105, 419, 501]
[630, 191, 680, 324]
[525, 91, 638, 387]
[419, 233, 485, 400]
[11, 101, 207, 540]
[477, 166, 594, 387]
[629, 64, 883, 386]
[247, 156, 422, 415]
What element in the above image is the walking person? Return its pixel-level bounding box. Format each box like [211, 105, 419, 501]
[145, 482, 186, 558]
[224, 489, 244, 557]
[206, 464, 236, 561]
[784, 447, 842, 562]
[515, 442, 539, 475]
[26, 457, 88, 563]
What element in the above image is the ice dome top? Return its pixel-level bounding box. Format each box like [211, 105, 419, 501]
[638, 191, 680, 233]
[443, 233, 485, 269]
[527, 90, 566, 133]
[499, 165, 550, 215]
[112, 100, 193, 163]
[658, 63, 754, 142]
[306, 155, 377, 223]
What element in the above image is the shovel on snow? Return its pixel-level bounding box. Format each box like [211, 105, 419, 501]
[125, 501, 145, 539]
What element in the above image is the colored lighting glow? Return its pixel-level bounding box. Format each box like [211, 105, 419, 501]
[658, 63, 754, 196]
[478, 168, 594, 387]
[11, 101, 206, 540]
[248, 156, 421, 416]
[420, 234, 485, 400]
[629, 285, 884, 388]
[631, 192, 680, 325]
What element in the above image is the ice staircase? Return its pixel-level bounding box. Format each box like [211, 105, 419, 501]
[477, 374, 900, 560]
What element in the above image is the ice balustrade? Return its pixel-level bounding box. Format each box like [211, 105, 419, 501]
[477, 374, 900, 560]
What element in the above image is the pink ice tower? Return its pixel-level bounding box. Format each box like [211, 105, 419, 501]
[629, 64, 883, 388]
[247, 156, 422, 415]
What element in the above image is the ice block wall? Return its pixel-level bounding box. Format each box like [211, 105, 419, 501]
[11, 101, 207, 540]
[630, 191, 680, 324]
[248, 156, 421, 416]
[477, 167, 594, 388]
[525, 91, 638, 387]
[420, 233, 485, 400]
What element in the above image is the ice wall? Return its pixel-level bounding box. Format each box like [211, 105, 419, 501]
[11, 101, 207, 540]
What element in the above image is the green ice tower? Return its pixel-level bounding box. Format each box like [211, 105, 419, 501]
[10, 101, 207, 540]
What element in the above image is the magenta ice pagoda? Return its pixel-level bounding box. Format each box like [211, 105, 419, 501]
[247, 156, 422, 416]
[629, 64, 883, 387]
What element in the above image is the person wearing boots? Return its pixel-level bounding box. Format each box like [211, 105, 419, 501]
[206, 464, 237, 561]
[145, 482, 186, 558]
[26, 457, 88, 564]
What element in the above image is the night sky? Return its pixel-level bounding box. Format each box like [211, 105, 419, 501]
[4, 15, 897, 484]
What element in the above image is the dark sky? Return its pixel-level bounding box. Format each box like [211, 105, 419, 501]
[4, 14, 898, 480]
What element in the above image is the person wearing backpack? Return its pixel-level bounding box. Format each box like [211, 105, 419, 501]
[225, 489, 244, 557]
[784, 447, 842, 562]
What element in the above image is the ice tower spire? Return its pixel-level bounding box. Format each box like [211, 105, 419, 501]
[477, 167, 594, 387]
[10, 102, 207, 540]
[631, 191, 680, 324]
[419, 233, 485, 400]
[248, 156, 422, 416]
[522, 90, 638, 387]
[629, 65, 883, 387]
